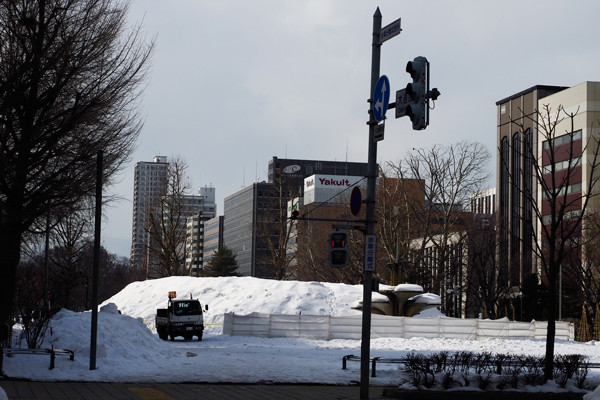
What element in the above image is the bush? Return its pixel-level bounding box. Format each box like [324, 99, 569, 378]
[399, 351, 588, 391]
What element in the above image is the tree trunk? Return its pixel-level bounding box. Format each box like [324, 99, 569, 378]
[544, 269, 557, 381]
[0, 216, 24, 370]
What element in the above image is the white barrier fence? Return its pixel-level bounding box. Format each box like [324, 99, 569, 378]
[223, 312, 575, 341]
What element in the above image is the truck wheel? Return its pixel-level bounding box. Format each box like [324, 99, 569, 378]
[169, 329, 175, 341]
[184, 334, 192, 341]
[197, 332, 203, 341]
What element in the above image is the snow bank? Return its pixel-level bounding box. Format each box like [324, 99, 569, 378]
[100, 276, 365, 334]
[1, 275, 598, 395]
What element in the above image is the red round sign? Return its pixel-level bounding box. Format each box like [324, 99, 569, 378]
[350, 186, 362, 216]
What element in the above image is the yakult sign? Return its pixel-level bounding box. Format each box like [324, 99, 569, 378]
[303, 174, 365, 205]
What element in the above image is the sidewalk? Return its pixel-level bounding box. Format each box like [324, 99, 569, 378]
[0, 380, 588, 400]
[1, 381, 392, 400]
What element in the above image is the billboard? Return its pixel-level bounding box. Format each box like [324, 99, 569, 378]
[303, 174, 365, 205]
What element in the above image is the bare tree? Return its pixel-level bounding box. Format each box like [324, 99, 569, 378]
[389, 141, 491, 314]
[258, 175, 299, 280]
[509, 104, 600, 380]
[146, 158, 190, 277]
[464, 214, 508, 319]
[48, 203, 94, 310]
[376, 166, 424, 285]
[578, 217, 600, 313]
[0, 0, 153, 347]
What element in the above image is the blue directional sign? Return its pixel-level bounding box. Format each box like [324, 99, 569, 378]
[372, 75, 390, 122]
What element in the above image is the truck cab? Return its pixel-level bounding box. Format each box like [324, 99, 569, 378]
[156, 292, 207, 341]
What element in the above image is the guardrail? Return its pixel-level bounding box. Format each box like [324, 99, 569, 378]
[4, 348, 74, 369]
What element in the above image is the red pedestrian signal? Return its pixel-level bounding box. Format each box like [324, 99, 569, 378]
[329, 231, 348, 268]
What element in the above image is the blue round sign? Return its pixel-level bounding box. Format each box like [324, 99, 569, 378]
[350, 186, 362, 216]
[373, 75, 390, 122]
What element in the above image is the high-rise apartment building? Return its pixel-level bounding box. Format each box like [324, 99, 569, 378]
[146, 187, 217, 278]
[131, 156, 216, 278]
[131, 156, 169, 270]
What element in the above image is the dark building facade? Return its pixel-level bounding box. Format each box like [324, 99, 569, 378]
[496, 85, 567, 294]
[224, 182, 276, 277]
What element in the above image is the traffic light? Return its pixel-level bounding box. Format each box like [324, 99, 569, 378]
[328, 231, 348, 268]
[405, 56, 429, 130]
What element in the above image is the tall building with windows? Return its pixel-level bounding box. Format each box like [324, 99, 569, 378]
[496, 86, 566, 294]
[131, 156, 169, 270]
[496, 82, 600, 294]
[202, 215, 224, 266]
[224, 181, 274, 277]
[184, 187, 217, 276]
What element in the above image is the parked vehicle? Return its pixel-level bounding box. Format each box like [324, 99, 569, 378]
[155, 291, 207, 341]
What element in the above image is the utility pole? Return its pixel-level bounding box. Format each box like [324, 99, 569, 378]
[359, 8, 382, 399]
[90, 150, 102, 370]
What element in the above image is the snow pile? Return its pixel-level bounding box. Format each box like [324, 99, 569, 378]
[1, 276, 599, 395]
[101, 276, 366, 335]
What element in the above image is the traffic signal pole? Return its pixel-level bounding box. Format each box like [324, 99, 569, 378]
[360, 8, 382, 400]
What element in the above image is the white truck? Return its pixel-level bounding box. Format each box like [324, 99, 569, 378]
[155, 291, 207, 341]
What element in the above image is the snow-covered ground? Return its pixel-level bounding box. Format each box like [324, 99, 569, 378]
[2, 276, 600, 399]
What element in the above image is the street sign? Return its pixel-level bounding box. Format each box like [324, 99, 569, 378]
[378, 18, 401, 44]
[365, 234, 376, 272]
[350, 186, 362, 216]
[372, 75, 390, 122]
[374, 123, 384, 141]
[395, 88, 411, 119]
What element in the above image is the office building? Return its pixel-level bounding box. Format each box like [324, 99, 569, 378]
[224, 157, 369, 278]
[224, 181, 275, 277]
[496, 82, 600, 318]
[184, 187, 217, 275]
[202, 215, 224, 266]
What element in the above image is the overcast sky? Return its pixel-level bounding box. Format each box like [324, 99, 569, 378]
[102, 0, 600, 257]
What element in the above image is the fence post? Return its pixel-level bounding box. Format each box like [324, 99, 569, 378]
[400, 316, 405, 339]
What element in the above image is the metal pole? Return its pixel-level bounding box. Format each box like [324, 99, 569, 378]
[44, 213, 50, 303]
[90, 150, 103, 370]
[360, 7, 381, 399]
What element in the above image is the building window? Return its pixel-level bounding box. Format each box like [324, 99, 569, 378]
[542, 130, 582, 149]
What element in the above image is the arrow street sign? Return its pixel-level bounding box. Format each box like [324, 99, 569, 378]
[395, 88, 411, 118]
[372, 75, 390, 122]
[378, 18, 401, 44]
